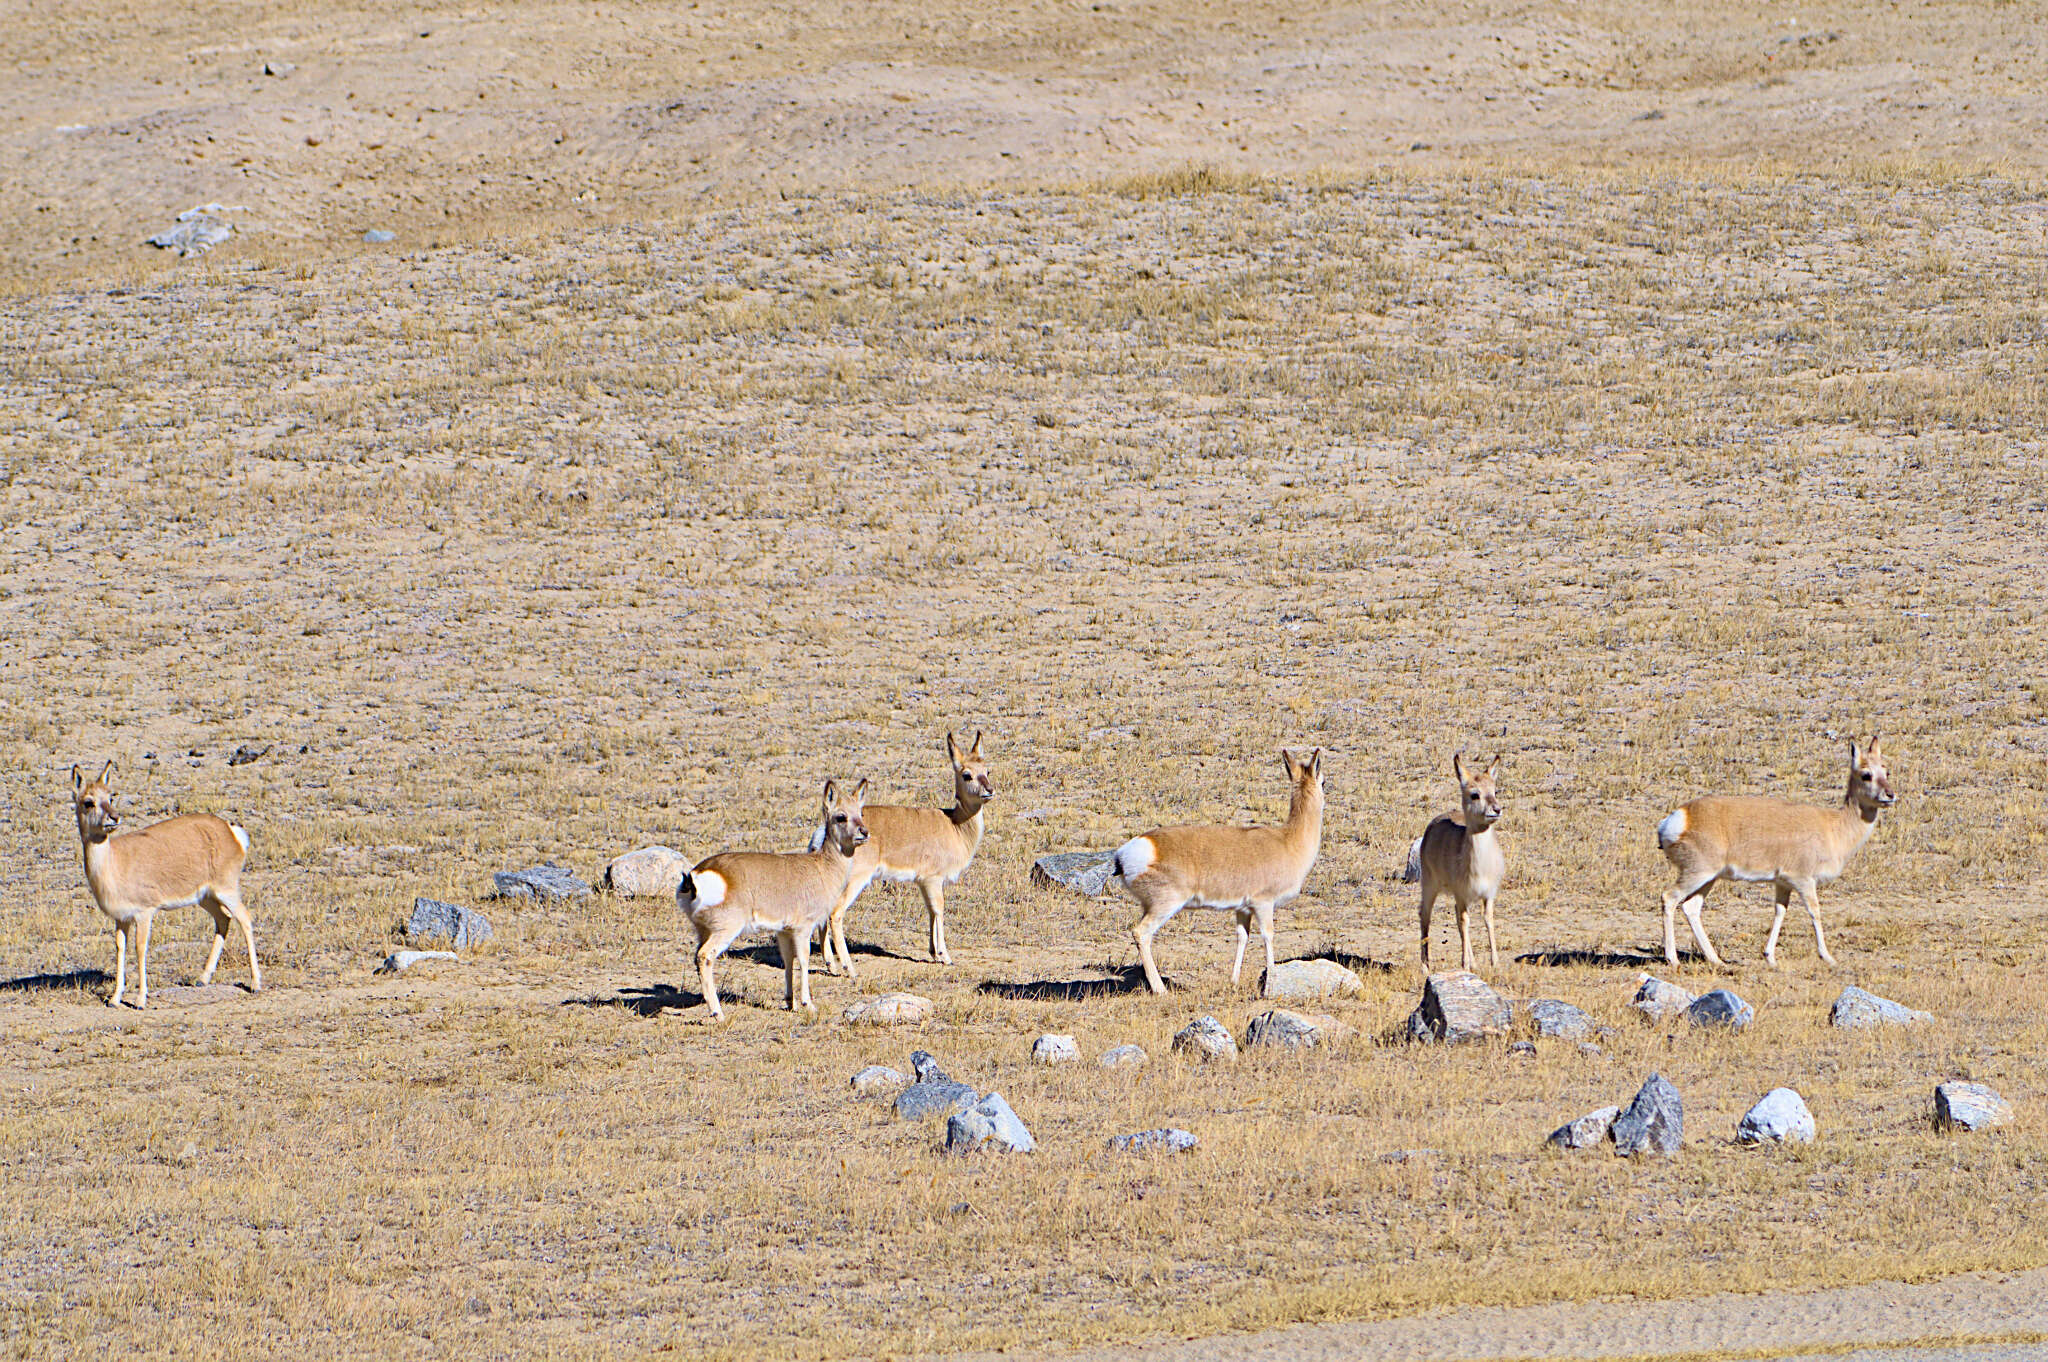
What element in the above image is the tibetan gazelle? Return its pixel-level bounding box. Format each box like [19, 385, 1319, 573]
[817, 731, 992, 975]
[1415, 752, 1505, 972]
[677, 779, 869, 1019]
[1111, 749, 1324, 995]
[1658, 737, 1896, 968]
[70, 762, 263, 1008]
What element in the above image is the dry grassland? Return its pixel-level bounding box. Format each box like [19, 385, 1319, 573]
[3, 166, 2048, 1358]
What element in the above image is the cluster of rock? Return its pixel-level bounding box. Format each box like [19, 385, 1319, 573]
[1629, 975, 1752, 1031]
[1549, 1074, 1685, 1156]
[1031, 1035, 1149, 1067]
[856, 1048, 1187, 1157]
[379, 895, 496, 974]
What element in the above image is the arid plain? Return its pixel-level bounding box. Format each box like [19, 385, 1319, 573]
[4, 2, 2048, 1359]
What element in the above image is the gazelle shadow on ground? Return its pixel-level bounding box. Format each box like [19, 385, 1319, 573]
[561, 983, 704, 1016]
[976, 964, 1155, 1002]
[1516, 948, 1711, 969]
[0, 968, 112, 995]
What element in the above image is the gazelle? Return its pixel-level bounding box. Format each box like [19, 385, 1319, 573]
[816, 731, 992, 976]
[1658, 737, 1896, 968]
[677, 779, 869, 1019]
[1415, 752, 1505, 972]
[1110, 749, 1324, 995]
[70, 762, 263, 1008]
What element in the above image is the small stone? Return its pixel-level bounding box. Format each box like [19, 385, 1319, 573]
[1738, 1088, 1816, 1144]
[1029, 851, 1119, 897]
[841, 992, 933, 1025]
[850, 1065, 906, 1097]
[362, 228, 396, 243]
[1406, 971, 1511, 1044]
[1547, 1105, 1622, 1151]
[947, 1091, 1035, 1154]
[1032, 1034, 1080, 1064]
[1611, 1073, 1684, 1157]
[1260, 958, 1365, 1003]
[1685, 988, 1754, 1032]
[1830, 986, 1931, 1029]
[1632, 974, 1696, 1024]
[1578, 1043, 1605, 1058]
[176, 1139, 199, 1164]
[227, 743, 269, 766]
[407, 897, 493, 950]
[1172, 1015, 1237, 1062]
[262, 60, 296, 76]
[377, 949, 459, 974]
[895, 1079, 978, 1122]
[601, 846, 693, 898]
[1520, 998, 1599, 1041]
[1243, 1008, 1351, 1051]
[1934, 1081, 2013, 1133]
[1099, 1043, 1147, 1068]
[909, 1049, 946, 1083]
[1509, 1041, 1537, 1057]
[490, 864, 592, 901]
[1108, 1128, 1198, 1154]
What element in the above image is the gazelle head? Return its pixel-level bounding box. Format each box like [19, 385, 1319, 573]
[1280, 748, 1325, 802]
[1848, 736, 1896, 811]
[818, 778, 871, 855]
[947, 730, 994, 805]
[71, 761, 120, 842]
[1452, 751, 1502, 831]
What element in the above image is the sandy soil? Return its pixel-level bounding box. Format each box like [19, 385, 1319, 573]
[5, 0, 2046, 289]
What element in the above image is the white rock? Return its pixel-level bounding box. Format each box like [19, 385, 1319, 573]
[1032, 1034, 1080, 1064]
[378, 950, 459, 974]
[1737, 1088, 1816, 1144]
[1261, 958, 1365, 1003]
[842, 992, 934, 1025]
[602, 846, 692, 898]
[1099, 1043, 1147, 1068]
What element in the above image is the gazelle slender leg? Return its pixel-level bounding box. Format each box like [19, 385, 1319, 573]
[133, 912, 154, 1009]
[1794, 879, 1835, 965]
[694, 921, 746, 1020]
[200, 905, 229, 983]
[830, 898, 858, 980]
[1418, 887, 1436, 968]
[1765, 885, 1792, 967]
[1662, 873, 1720, 966]
[1254, 900, 1276, 984]
[919, 879, 950, 965]
[1230, 908, 1252, 984]
[215, 887, 262, 991]
[1131, 893, 1185, 994]
[1483, 893, 1499, 972]
[109, 922, 129, 1008]
[1677, 881, 1726, 968]
[794, 926, 816, 1008]
[1456, 898, 1475, 972]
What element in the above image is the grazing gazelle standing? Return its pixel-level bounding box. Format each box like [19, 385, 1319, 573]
[678, 779, 869, 1019]
[816, 731, 992, 976]
[1414, 752, 1505, 972]
[1111, 749, 1324, 995]
[70, 761, 263, 1009]
[1658, 737, 1896, 968]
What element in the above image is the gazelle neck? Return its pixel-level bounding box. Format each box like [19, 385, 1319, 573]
[947, 793, 987, 829]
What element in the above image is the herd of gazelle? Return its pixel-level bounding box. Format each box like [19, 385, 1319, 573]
[67, 735, 1898, 1015]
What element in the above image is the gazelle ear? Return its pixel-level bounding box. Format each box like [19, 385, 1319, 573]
[970, 730, 984, 757]
[1280, 749, 1298, 780]
[946, 732, 962, 766]
[852, 778, 869, 803]
[1847, 739, 1863, 767]
[822, 779, 838, 806]
[98, 760, 114, 785]
[1486, 753, 1501, 780]
[1307, 748, 1323, 778]
[1452, 750, 1467, 785]
[1867, 734, 1884, 760]
[72, 764, 83, 793]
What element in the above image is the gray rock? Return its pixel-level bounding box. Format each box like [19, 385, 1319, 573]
[1685, 988, 1754, 1032]
[1578, 1043, 1606, 1058]
[1830, 986, 1930, 1029]
[1108, 1128, 1198, 1154]
[227, 743, 269, 766]
[1406, 970, 1512, 1044]
[1520, 998, 1599, 1041]
[1508, 1041, 1537, 1058]
[601, 846, 692, 898]
[842, 992, 933, 1025]
[147, 203, 240, 257]
[895, 1079, 978, 1122]
[491, 864, 592, 901]
[850, 1065, 906, 1097]
[1029, 851, 1119, 897]
[909, 1049, 946, 1083]
[377, 949, 459, 974]
[1738, 1088, 1816, 1144]
[407, 896, 493, 950]
[1173, 1015, 1238, 1062]
[1032, 1034, 1080, 1064]
[1261, 958, 1365, 1003]
[1611, 1073, 1684, 1157]
[1632, 974, 1696, 1024]
[947, 1092, 1035, 1154]
[1547, 1105, 1622, 1150]
[1099, 1043, 1147, 1068]
[1243, 1009, 1351, 1051]
[362, 228, 396, 243]
[1934, 1081, 2013, 1132]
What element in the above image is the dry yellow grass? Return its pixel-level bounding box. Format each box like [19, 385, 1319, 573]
[3, 164, 2046, 1358]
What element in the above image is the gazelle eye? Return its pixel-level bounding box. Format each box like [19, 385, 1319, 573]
[834, 814, 847, 823]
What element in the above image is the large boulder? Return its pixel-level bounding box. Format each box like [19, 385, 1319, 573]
[1030, 852, 1119, 897]
[1519, 998, 1599, 1042]
[1261, 958, 1365, 1003]
[1547, 1105, 1622, 1151]
[895, 1076, 978, 1122]
[1631, 974, 1696, 1024]
[1099, 1043, 1148, 1068]
[1172, 1015, 1237, 1062]
[1737, 1088, 1816, 1145]
[1031, 1034, 1080, 1064]
[946, 1092, 1035, 1154]
[1108, 1128, 1198, 1154]
[1405, 971, 1511, 1044]
[1830, 986, 1930, 1029]
[842, 992, 934, 1025]
[601, 846, 692, 898]
[1611, 1073, 1684, 1157]
[1244, 1009, 1351, 1051]
[490, 864, 592, 901]
[1934, 1081, 2013, 1133]
[1685, 988, 1754, 1032]
[407, 897, 493, 950]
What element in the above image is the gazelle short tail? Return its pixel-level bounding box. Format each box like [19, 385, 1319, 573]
[1655, 808, 1687, 850]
